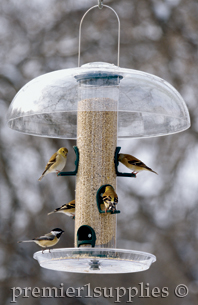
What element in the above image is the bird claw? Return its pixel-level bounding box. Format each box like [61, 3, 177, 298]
[42, 248, 51, 254]
[132, 171, 138, 177]
[56, 170, 61, 176]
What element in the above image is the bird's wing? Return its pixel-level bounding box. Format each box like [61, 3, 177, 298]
[48, 200, 75, 215]
[34, 233, 54, 241]
[127, 157, 146, 168]
[58, 200, 75, 211]
[103, 189, 118, 201]
[66, 200, 75, 209]
[44, 152, 58, 171]
[102, 194, 111, 203]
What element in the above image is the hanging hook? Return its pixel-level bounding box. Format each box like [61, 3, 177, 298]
[98, 0, 103, 9]
[78, 4, 120, 67]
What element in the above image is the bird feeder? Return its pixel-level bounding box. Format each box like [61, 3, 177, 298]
[7, 1, 190, 274]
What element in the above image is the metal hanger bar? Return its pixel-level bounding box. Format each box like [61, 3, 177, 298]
[78, 4, 120, 67]
[98, 0, 103, 9]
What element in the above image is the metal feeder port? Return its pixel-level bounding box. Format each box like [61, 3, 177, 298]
[7, 2, 190, 274]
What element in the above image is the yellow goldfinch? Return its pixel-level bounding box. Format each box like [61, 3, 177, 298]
[102, 185, 118, 213]
[38, 147, 68, 181]
[118, 153, 157, 176]
[18, 228, 64, 253]
[48, 200, 75, 219]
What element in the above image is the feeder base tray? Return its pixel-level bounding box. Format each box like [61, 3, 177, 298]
[33, 248, 156, 274]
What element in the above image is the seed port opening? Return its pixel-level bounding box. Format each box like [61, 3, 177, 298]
[77, 225, 96, 248]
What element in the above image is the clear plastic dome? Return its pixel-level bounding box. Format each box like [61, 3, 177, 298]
[7, 62, 190, 139]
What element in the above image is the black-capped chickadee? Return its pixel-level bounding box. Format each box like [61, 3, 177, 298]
[18, 228, 64, 253]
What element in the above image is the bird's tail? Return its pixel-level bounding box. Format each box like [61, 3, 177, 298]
[48, 206, 61, 215]
[47, 210, 55, 215]
[38, 175, 43, 181]
[38, 169, 48, 181]
[18, 240, 34, 243]
[147, 167, 158, 175]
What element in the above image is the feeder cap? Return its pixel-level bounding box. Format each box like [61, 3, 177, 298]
[7, 62, 190, 139]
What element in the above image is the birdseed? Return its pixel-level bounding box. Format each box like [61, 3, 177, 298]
[75, 98, 117, 247]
